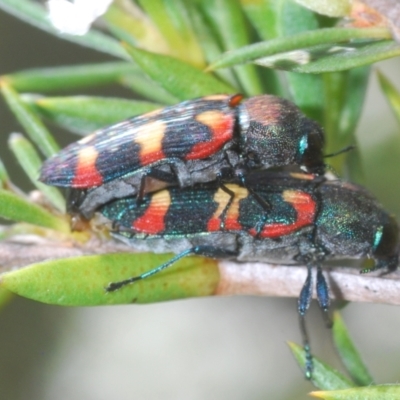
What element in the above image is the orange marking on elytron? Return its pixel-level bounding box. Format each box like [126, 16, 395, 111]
[207, 184, 248, 231]
[289, 172, 315, 180]
[134, 120, 167, 165]
[251, 190, 316, 238]
[71, 146, 103, 188]
[186, 111, 234, 160]
[78, 132, 96, 145]
[202, 94, 231, 101]
[132, 190, 171, 234]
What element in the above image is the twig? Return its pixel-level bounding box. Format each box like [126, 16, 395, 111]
[1, 235, 399, 305]
[216, 260, 400, 305]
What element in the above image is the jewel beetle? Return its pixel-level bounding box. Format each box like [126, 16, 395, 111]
[39, 94, 325, 203]
[98, 171, 399, 287]
[96, 171, 399, 377]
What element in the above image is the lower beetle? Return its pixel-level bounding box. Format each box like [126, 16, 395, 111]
[96, 171, 399, 377]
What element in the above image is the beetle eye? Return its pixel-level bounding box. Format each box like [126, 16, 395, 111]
[298, 135, 308, 156]
[373, 214, 399, 262]
[296, 123, 324, 175]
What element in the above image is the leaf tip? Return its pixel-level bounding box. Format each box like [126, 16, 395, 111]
[0, 76, 10, 87]
[0, 78, 11, 93]
[308, 391, 327, 399]
[8, 132, 24, 144]
[287, 341, 300, 352]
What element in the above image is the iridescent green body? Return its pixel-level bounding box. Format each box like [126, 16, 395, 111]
[99, 172, 399, 271]
[99, 171, 399, 379]
[315, 180, 399, 269]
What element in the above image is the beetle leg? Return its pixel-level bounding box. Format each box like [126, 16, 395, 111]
[167, 158, 193, 187]
[66, 188, 87, 214]
[215, 173, 236, 230]
[237, 172, 271, 213]
[106, 246, 238, 292]
[136, 170, 149, 205]
[316, 265, 332, 328]
[360, 255, 399, 274]
[298, 263, 314, 379]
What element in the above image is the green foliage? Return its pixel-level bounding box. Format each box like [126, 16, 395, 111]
[1, 253, 220, 306]
[290, 313, 400, 398]
[0, 81, 60, 157]
[332, 311, 374, 386]
[0, 189, 68, 231]
[378, 71, 400, 125]
[124, 45, 236, 98]
[289, 341, 354, 390]
[310, 385, 400, 399]
[25, 95, 162, 135]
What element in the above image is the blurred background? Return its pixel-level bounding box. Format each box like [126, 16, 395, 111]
[1, 7, 400, 400]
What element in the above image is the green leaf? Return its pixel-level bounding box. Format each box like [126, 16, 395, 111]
[0, 288, 13, 309]
[322, 67, 369, 178]
[26, 96, 161, 135]
[345, 145, 365, 184]
[125, 45, 236, 100]
[8, 134, 65, 212]
[0, 0, 129, 59]
[239, 1, 284, 96]
[188, 4, 239, 88]
[377, 71, 400, 126]
[240, 0, 278, 40]
[275, 1, 323, 121]
[285, 41, 400, 74]
[362, 134, 400, 215]
[0, 81, 59, 157]
[4, 62, 139, 93]
[137, 0, 204, 67]
[0, 189, 69, 232]
[1, 253, 220, 306]
[0, 157, 10, 188]
[286, 73, 324, 122]
[201, 0, 263, 95]
[337, 67, 369, 139]
[280, 0, 319, 36]
[294, 0, 351, 17]
[208, 28, 392, 70]
[120, 73, 180, 105]
[322, 73, 347, 149]
[0, 156, 26, 196]
[104, 3, 170, 55]
[242, 1, 324, 118]
[310, 385, 400, 400]
[288, 342, 354, 390]
[332, 312, 374, 386]
[158, 0, 205, 67]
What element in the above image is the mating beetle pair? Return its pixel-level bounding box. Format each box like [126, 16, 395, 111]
[40, 94, 399, 378]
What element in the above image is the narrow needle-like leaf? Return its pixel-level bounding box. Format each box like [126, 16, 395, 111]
[0, 189, 69, 232]
[8, 134, 65, 212]
[0, 80, 59, 157]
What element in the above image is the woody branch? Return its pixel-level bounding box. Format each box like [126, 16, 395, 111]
[1, 235, 399, 305]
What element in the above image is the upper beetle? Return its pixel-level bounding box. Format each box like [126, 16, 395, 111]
[39, 94, 325, 192]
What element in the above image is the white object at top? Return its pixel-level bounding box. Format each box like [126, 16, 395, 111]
[47, 0, 113, 35]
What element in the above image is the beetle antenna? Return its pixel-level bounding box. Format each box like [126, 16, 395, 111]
[324, 145, 355, 159]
